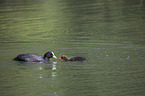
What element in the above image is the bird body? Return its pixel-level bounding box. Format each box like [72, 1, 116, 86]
[59, 55, 86, 61]
[13, 51, 57, 62]
[14, 53, 44, 62]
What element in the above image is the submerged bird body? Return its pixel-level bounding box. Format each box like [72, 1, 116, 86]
[59, 55, 86, 61]
[13, 51, 57, 62]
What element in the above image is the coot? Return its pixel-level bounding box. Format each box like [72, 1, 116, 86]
[59, 55, 86, 61]
[13, 51, 57, 62]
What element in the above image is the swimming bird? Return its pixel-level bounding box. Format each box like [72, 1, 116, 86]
[13, 51, 57, 62]
[59, 55, 86, 61]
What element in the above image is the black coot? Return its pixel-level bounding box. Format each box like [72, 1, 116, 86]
[13, 51, 57, 62]
[59, 55, 86, 61]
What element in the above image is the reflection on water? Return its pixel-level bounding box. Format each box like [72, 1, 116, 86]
[0, 0, 145, 96]
[51, 62, 57, 78]
[16, 61, 58, 79]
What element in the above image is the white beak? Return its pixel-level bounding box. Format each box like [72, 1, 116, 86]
[52, 52, 57, 59]
[53, 55, 57, 59]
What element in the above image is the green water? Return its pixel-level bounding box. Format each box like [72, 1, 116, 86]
[0, 0, 145, 96]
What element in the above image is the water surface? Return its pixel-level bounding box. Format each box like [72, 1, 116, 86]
[0, 0, 145, 96]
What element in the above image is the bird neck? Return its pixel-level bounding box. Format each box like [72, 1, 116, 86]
[44, 57, 49, 61]
[64, 57, 69, 61]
